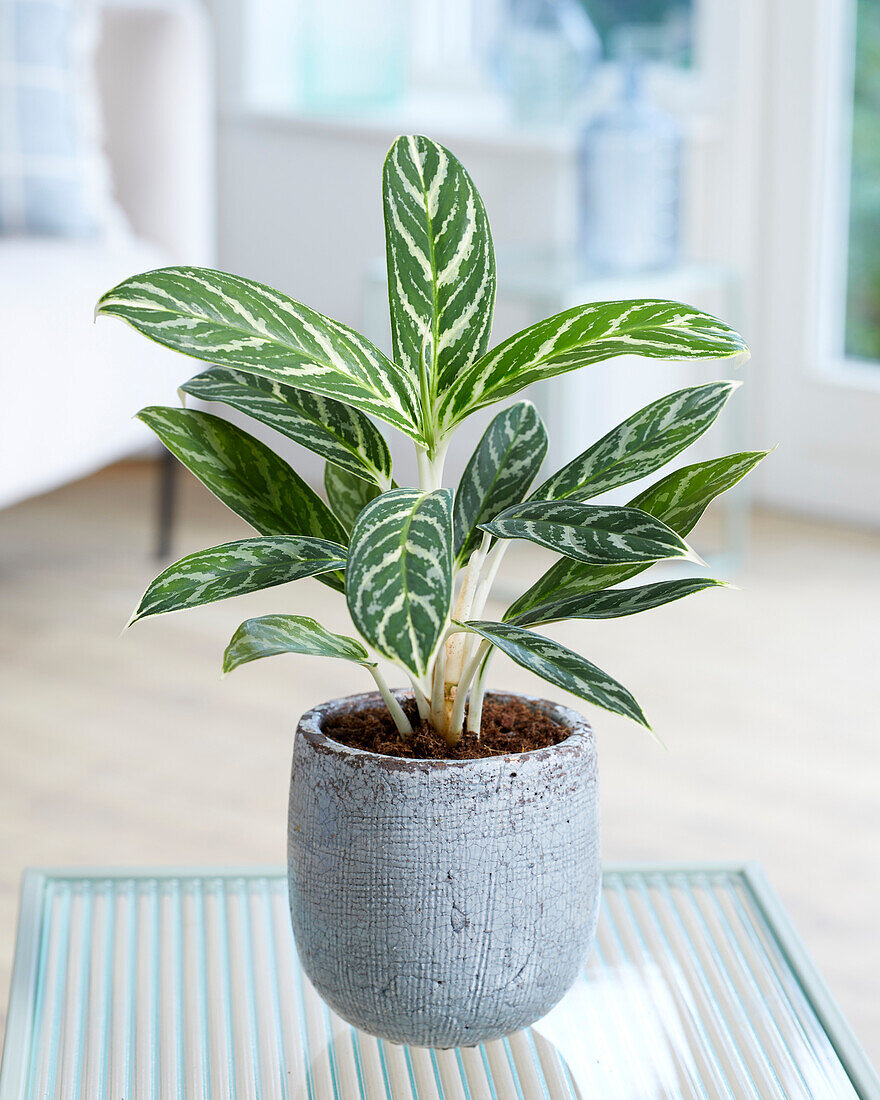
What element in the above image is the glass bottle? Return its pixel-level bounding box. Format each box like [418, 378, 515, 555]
[578, 52, 681, 273]
[492, 0, 601, 128]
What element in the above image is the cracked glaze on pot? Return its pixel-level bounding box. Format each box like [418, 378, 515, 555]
[287, 691, 600, 1048]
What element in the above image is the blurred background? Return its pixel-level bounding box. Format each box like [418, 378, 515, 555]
[1, 0, 878, 1063]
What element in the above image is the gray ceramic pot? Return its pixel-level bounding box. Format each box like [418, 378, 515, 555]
[287, 691, 600, 1048]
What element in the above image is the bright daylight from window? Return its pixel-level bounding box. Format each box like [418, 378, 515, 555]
[845, 0, 880, 362]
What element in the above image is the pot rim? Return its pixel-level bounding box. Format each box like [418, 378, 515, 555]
[296, 689, 593, 769]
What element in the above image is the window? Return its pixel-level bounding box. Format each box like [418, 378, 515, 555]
[238, 0, 697, 117]
[843, 0, 880, 362]
[585, 0, 693, 65]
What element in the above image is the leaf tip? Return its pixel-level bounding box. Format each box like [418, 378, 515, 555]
[93, 294, 109, 322]
[122, 608, 141, 633]
[684, 546, 709, 568]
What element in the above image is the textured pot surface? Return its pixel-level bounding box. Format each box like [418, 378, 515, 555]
[287, 691, 600, 1047]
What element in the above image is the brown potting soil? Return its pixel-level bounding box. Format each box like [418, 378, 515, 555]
[322, 696, 567, 761]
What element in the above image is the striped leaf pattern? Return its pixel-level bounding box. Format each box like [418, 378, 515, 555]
[324, 464, 382, 534]
[509, 577, 725, 628]
[531, 381, 739, 502]
[181, 367, 392, 487]
[461, 620, 649, 728]
[505, 451, 768, 621]
[383, 135, 495, 409]
[629, 450, 770, 536]
[130, 537, 347, 624]
[453, 400, 548, 563]
[481, 500, 696, 566]
[138, 408, 347, 592]
[346, 488, 453, 676]
[97, 267, 422, 440]
[438, 299, 749, 431]
[223, 615, 371, 675]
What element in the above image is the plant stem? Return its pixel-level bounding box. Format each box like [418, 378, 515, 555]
[405, 672, 431, 723]
[448, 638, 491, 738]
[466, 650, 493, 737]
[469, 540, 510, 622]
[445, 533, 490, 687]
[367, 665, 413, 736]
[415, 439, 449, 493]
[430, 634, 448, 729]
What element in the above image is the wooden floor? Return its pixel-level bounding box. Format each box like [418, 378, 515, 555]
[1, 462, 878, 1065]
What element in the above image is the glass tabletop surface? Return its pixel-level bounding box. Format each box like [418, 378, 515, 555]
[1, 865, 876, 1099]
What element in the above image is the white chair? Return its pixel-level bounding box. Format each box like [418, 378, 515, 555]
[0, 0, 215, 542]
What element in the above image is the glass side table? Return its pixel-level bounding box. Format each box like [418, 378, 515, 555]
[1, 864, 876, 1098]
[363, 251, 751, 576]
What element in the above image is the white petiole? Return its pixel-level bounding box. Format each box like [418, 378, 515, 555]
[367, 664, 413, 736]
[411, 430, 509, 745]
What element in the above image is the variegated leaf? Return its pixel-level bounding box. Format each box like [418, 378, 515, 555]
[130, 537, 347, 624]
[453, 400, 547, 563]
[181, 367, 392, 487]
[460, 620, 649, 728]
[505, 450, 768, 621]
[438, 299, 749, 432]
[531, 381, 738, 502]
[346, 488, 453, 677]
[509, 577, 725, 628]
[628, 449, 770, 535]
[97, 266, 423, 441]
[481, 500, 697, 566]
[383, 135, 495, 410]
[138, 409, 347, 593]
[223, 614, 372, 674]
[324, 463, 382, 534]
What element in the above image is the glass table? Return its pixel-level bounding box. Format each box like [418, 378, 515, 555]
[1, 865, 876, 1098]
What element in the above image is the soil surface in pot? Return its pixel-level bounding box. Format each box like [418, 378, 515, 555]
[323, 697, 567, 760]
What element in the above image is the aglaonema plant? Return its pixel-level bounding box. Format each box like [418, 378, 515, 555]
[98, 134, 766, 747]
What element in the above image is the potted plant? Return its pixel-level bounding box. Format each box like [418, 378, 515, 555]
[97, 134, 765, 1048]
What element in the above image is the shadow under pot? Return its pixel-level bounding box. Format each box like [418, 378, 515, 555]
[287, 691, 600, 1048]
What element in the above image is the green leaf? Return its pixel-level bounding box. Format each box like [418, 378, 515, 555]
[531, 381, 739, 502]
[130, 537, 347, 624]
[137, 408, 347, 591]
[223, 614, 372, 675]
[346, 488, 453, 677]
[453, 400, 547, 563]
[460, 620, 649, 728]
[481, 500, 698, 567]
[97, 266, 423, 441]
[438, 299, 749, 432]
[509, 577, 726, 628]
[181, 366, 392, 487]
[324, 463, 382, 534]
[629, 449, 769, 536]
[383, 135, 496, 414]
[505, 450, 768, 622]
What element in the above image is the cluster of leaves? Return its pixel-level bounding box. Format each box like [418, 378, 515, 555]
[98, 134, 765, 745]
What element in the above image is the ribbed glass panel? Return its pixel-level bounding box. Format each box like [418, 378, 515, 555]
[1, 869, 865, 1099]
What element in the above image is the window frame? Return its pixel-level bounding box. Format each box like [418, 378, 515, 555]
[814, 0, 880, 393]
